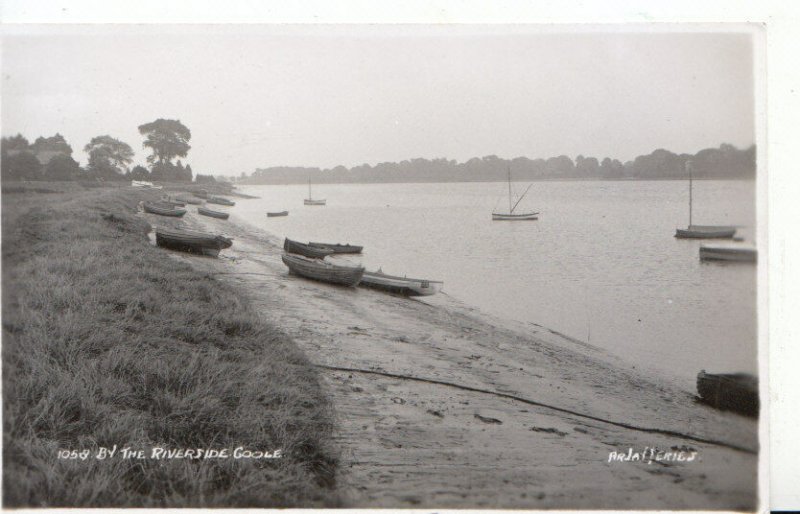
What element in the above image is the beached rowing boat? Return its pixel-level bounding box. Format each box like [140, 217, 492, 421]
[284, 238, 334, 258]
[160, 196, 186, 207]
[360, 269, 443, 296]
[699, 244, 757, 262]
[198, 206, 230, 219]
[207, 196, 236, 206]
[155, 227, 233, 256]
[142, 201, 186, 217]
[281, 253, 364, 286]
[193, 189, 209, 199]
[132, 180, 162, 189]
[696, 370, 758, 417]
[308, 242, 363, 254]
[176, 195, 204, 205]
[267, 211, 289, 217]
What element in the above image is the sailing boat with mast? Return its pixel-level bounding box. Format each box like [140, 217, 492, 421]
[674, 161, 736, 239]
[492, 167, 539, 221]
[303, 177, 326, 206]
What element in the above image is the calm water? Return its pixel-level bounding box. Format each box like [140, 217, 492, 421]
[230, 180, 757, 387]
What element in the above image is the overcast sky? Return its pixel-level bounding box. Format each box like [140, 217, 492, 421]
[1, 25, 755, 175]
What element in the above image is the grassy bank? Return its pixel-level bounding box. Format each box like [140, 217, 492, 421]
[1, 183, 339, 507]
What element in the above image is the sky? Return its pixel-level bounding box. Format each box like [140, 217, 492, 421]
[1, 25, 756, 176]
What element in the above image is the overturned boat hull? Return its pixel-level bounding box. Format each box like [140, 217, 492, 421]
[155, 227, 233, 256]
[281, 253, 364, 286]
[197, 206, 230, 219]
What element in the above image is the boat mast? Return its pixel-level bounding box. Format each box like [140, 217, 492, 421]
[507, 167, 513, 213]
[687, 161, 693, 227]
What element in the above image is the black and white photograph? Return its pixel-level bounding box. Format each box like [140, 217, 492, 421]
[1, 7, 786, 511]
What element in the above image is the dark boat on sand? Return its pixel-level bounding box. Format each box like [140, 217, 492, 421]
[198, 206, 230, 219]
[142, 201, 187, 217]
[281, 253, 364, 286]
[207, 196, 236, 206]
[267, 211, 289, 217]
[696, 370, 758, 418]
[308, 242, 363, 254]
[155, 227, 233, 257]
[193, 189, 209, 199]
[284, 238, 334, 258]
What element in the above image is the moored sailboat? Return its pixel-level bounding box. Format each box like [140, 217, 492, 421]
[492, 167, 538, 221]
[304, 177, 326, 206]
[675, 162, 736, 239]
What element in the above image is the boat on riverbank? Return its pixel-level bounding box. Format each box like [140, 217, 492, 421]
[175, 194, 204, 205]
[675, 162, 736, 239]
[207, 196, 236, 206]
[267, 211, 289, 217]
[132, 180, 162, 189]
[160, 196, 186, 207]
[700, 244, 757, 262]
[492, 167, 538, 221]
[696, 370, 758, 417]
[141, 201, 187, 217]
[155, 227, 233, 256]
[281, 253, 364, 286]
[193, 189, 209, 199]
[198, 206, 230, 219]
[360, 269, 443, 296]
[284, 238, 334, 258]
[308, 242, 363, 254]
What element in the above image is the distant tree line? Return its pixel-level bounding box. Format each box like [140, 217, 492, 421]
[1, 119, 213, 184]
[242, 143, 756, 185]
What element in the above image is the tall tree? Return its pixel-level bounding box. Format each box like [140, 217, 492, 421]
[43, 154, 81, 180]
[30, 133, 73, 156]
[84, 136, 134, 178]
[138, 119, 191, 166]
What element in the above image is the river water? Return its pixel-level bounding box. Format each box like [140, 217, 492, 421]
[229, 180, 756, 387]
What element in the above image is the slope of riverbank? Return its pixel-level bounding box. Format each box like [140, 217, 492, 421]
[1, 183, 339, 507]
[172, 204, 759, 510]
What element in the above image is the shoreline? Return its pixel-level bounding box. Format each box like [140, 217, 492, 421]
[171, 204, 758, 509]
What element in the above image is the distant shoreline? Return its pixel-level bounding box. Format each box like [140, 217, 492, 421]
[239, 176, 757, 186]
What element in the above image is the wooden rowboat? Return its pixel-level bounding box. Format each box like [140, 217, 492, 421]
[360, 269, 442, 296]
[207, 196, 236, 206]
[142, 201, 187, 217]
[198, 206, 230, 220]
[492, 212, 539, 221]
[159, 197, 186, 207]
[281, 253, 364, 286]
[696, 370, 758, 418]
[308, 242, 363, 254]
[155, 227, 233, 257]
[176, 195, 204, 205]
[699, 245, 757, 262]
[267, 211, 289, 217]
[284, 238, 334, 258]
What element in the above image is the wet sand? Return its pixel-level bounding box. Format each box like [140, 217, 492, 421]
[146, 208, 758, 510]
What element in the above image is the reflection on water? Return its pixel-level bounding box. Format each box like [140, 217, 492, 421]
[231, 180, 757, 387]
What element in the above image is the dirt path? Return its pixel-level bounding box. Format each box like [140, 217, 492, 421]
[146, 210, 758, 510]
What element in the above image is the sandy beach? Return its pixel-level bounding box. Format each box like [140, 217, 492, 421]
[147, 207, 758, 510]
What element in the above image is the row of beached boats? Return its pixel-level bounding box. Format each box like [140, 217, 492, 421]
[281, 238, 443, 296]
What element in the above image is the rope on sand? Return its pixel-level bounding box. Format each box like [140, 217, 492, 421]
[315, 364, 757, 455]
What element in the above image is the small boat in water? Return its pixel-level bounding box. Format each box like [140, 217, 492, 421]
[267, 211, 289, 217]
[155, 227, 233, 256]
[284, 238, 334, 258]
[675, 162, 736, 239]
[198, 206, 230, 219]
[304, 177, 326, 206]
[282, 253, 364, 286]
[207, 196, 236, 206]
[360, 269, 443, 296]
[699, 244, 757, 262]
[141, 201, 187, 217]
[308, 242, 363, 254]
[492, 167, 538, 221]
[696, 370, 758, 417]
